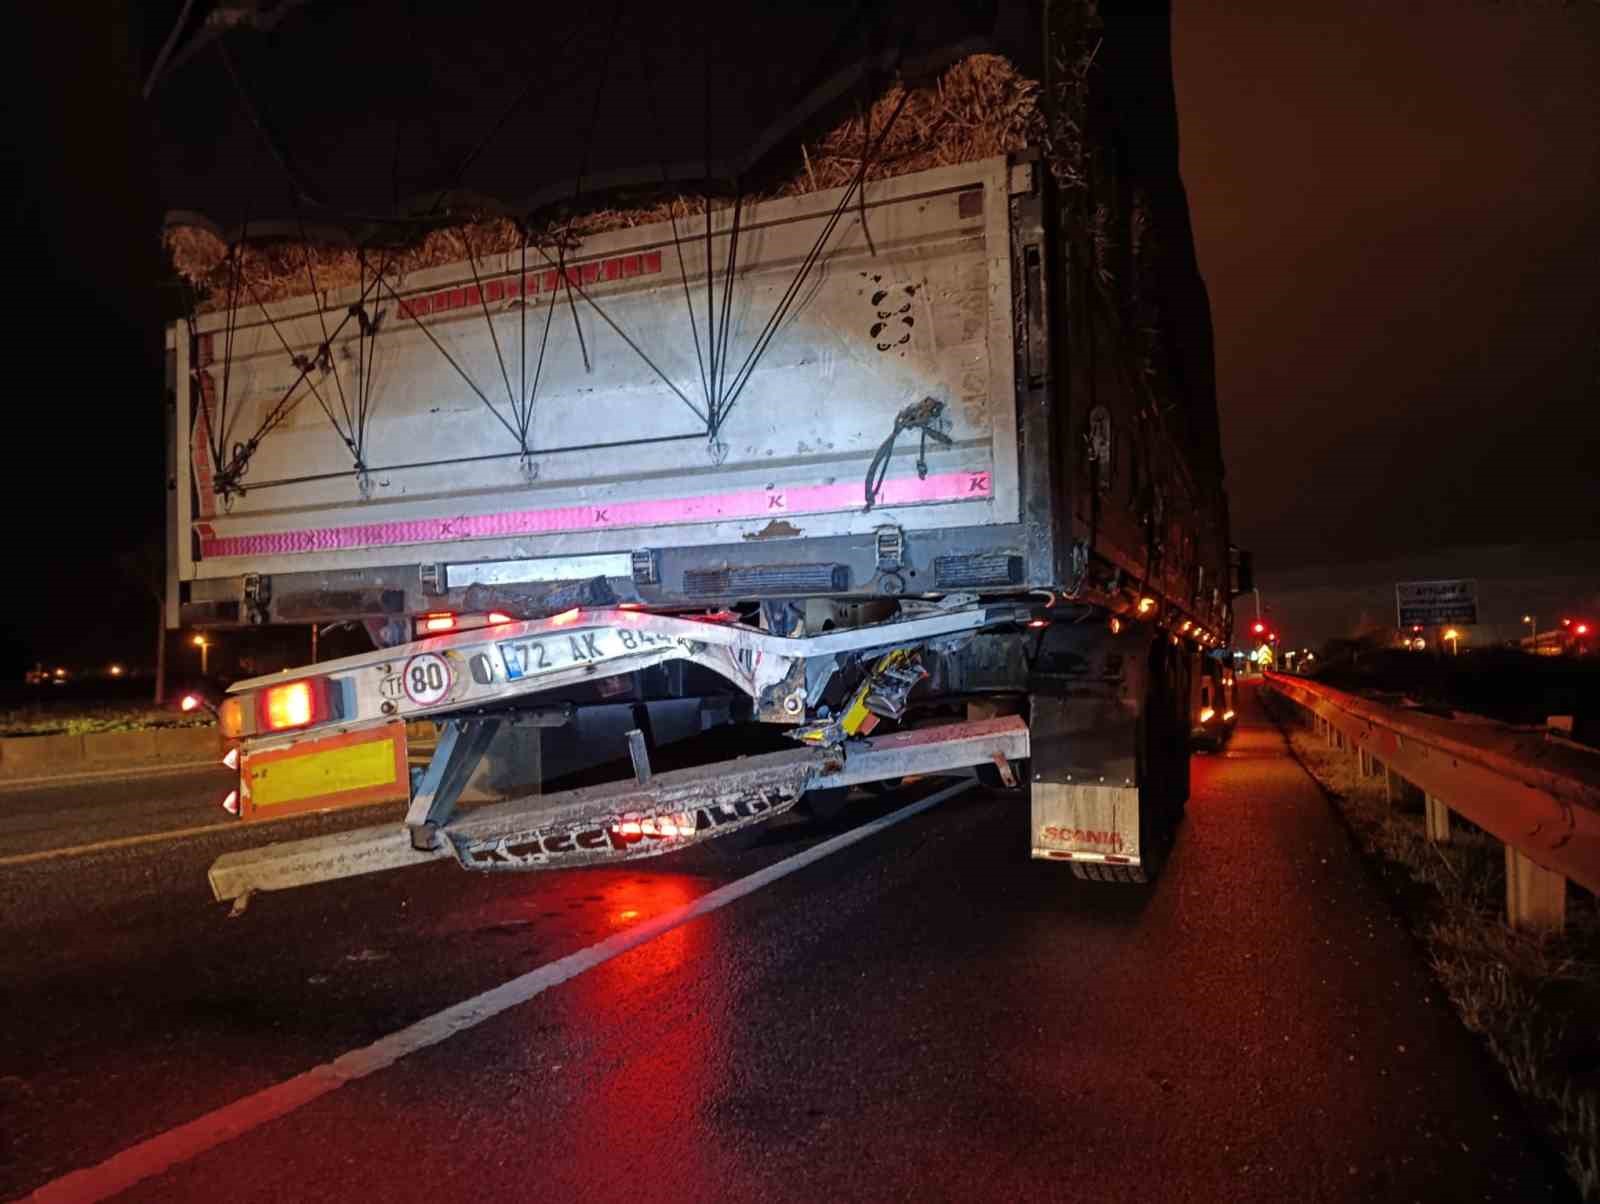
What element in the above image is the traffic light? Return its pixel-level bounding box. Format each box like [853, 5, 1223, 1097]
[1252, 622, 1266, 636]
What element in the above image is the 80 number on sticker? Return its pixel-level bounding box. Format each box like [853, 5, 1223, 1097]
[403, 652, 453, 705]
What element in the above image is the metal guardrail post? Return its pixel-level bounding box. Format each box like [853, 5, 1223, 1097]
[1506, 846, 1565, 932]
[1423, 794, 1451, 843]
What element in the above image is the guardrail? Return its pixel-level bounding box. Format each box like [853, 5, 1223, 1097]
[1262, 672, 1600, 932]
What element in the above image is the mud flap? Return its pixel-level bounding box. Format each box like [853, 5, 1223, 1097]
[1026, 623, 1180, 882]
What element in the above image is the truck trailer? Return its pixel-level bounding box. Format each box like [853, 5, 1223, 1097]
[149, 1, 1245, 899]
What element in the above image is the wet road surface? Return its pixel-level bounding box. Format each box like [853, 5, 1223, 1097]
[2, 686, 1573, 1201]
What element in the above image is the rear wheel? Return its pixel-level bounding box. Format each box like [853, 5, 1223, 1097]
[798, 786, 852, 822]
[1071, 861, 1149, 884]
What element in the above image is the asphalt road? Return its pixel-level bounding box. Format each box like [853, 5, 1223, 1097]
[0, 764, 238, 859]
[1, 686, 1574, 1202]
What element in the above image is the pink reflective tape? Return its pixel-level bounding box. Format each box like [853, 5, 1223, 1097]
[198, 470, 993, 560]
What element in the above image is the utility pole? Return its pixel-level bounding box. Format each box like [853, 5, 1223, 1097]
[154, 600, 167, 704]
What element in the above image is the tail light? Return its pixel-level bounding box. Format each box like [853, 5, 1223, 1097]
[258, 677, 331, 732]
[422, 612, 456, 633]
[1223, 710, 1236, 721]
[180, 694, 201, 712]
[612, 812, 698, 843]
[487, 612, 514, 625]
[1199, 707, 1215, 723]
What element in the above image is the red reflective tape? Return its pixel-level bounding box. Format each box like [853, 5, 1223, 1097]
[197, 471, 992, 559]
[621, 254, 641, 277]
[602, 258, 622, 281]
[464, 285, 481, 306]
[642, 250, 662, 274]
[543, 269, 560, 292]
[448, 287, 466, 308]
[486, 280, 503, 302]
[580, 262, 600, 284]
[432, 290, 452, 312]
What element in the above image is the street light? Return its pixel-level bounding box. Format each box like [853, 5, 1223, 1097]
[193, 634, 210, 675]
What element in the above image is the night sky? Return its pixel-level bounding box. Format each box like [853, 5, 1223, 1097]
[6, 2, 1597, 673]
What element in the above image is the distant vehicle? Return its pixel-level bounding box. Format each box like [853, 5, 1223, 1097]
[151, 3, 1245, 894]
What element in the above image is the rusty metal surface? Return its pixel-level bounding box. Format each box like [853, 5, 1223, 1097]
[208, 716, 1030, 898]
[1263, 673, 1600, 895]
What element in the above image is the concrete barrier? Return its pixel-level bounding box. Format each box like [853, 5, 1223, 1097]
[155, 727, 225, 761]
[83, 729, 160, 763]
[0, 725, 224, 780]
[0, 733, 86, 778]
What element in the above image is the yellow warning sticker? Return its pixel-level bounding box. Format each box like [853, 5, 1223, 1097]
[250, 737, 400, 809]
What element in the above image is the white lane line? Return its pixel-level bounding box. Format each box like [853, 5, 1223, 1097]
[26, 779, 973, 1204]
[0, 761, 221, 791]
[0, 803, 412, 869]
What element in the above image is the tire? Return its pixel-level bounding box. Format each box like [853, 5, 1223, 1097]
[798, 786, 852, 822]
[1070, 861, 1147, 884]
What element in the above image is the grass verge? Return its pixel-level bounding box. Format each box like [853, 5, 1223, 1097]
[1260, 687, 1600, 1199]
[0, 703, 211, 739]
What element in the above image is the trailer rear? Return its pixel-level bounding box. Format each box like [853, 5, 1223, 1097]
[151, 4, 1244, 897]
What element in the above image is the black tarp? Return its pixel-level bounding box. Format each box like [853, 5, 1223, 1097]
[142, 0, 1032, 241]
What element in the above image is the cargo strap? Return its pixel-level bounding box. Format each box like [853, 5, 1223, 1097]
[863, 397, 953, 511]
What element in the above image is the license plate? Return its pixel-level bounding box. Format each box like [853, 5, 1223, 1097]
[498, 626, 674, 681]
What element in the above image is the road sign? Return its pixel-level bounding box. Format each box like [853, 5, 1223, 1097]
[1396, 579, 1478, 628]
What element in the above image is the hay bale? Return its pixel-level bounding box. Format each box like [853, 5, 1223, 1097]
[170, 54, 1041, 311]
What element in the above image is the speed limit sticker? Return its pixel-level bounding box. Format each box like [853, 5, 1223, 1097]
[402, 652, 453, 705]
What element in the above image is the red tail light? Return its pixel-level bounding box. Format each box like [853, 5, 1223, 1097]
[487, 612, 514, 625]
[422, 612, 456, 633]
[258, 678, 329, 731]
[550, 607, 581, 627]
[180, 694, 201, 712]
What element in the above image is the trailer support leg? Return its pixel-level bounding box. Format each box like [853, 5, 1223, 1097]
[407, 718, 503, 850]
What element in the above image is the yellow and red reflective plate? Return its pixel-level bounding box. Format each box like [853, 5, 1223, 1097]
[240, 722, 408, 820]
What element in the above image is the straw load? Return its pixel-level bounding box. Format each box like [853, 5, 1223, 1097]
[167, 54, 1043, 311]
